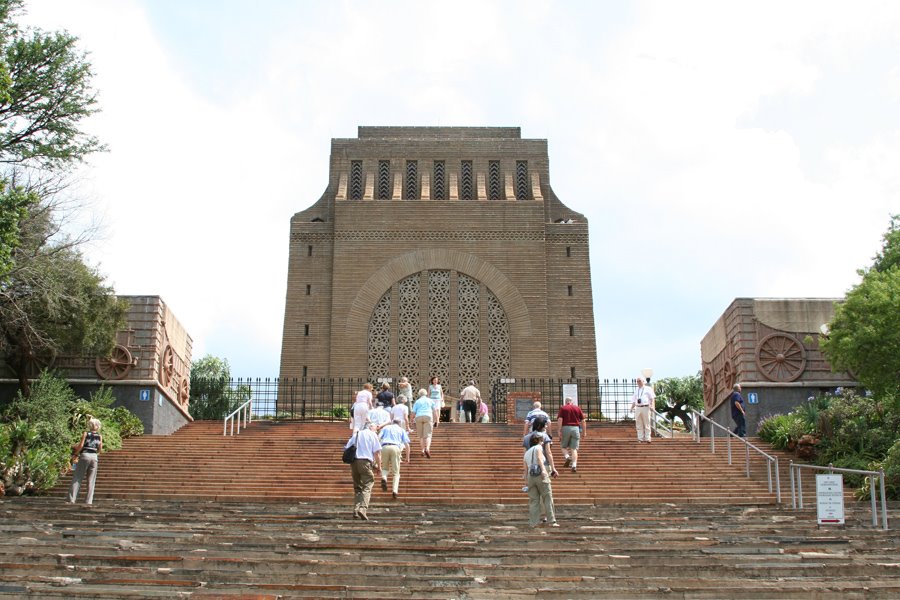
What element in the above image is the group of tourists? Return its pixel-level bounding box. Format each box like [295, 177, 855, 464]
[519, 397, 587, 528]
[344, 376, 454, 520]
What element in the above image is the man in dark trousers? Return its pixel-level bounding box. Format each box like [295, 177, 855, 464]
[730, 384, 746, 437]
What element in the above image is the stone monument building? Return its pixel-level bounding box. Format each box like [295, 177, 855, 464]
[279, 127, 598, 396]
[0, 296, 192, 435]
[701, 298, 856, 436]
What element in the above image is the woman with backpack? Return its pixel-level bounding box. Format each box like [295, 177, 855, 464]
[523, 432, 558, 527]
[68, 417, 103, 505]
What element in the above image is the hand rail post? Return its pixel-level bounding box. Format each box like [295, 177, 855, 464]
[797, 466, 804, 509]
[870, 473, 878, 528]
[880, 470, 888, 530]
[789, 461, 796, 509]
[745, 442, 750, 478]
[774, 457, 781, 504]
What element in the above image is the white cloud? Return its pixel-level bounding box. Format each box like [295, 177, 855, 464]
[19, 0, 900, 379]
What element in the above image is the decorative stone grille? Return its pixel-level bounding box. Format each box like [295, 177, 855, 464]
[398, 274, 420, 384]
[460, 160, 474, 200]
[377, 160, 391, 200]
[432, 161, 445, 200]
[367, 291, 391, 381]
[488, 161, 502, 200]
[405, 160, 418, 200]
[366, 270, 510, 390]
[488, 290, 511, 381]
[457, 275, 480, 388]
[515, 160, 529, 200]
[428, 270, 451, 385]
[349, 161, 363, 200]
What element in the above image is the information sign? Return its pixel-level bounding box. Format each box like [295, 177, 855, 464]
[816, 474, 845, 525]
[562, 383, 579, 406]
[139, 388, 150, 401]
[747, 392, 758, 404]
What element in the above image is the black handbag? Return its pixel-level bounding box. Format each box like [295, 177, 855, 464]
[342, 433, 358, 464]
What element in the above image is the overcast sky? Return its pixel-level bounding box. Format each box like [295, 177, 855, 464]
[22, 0, 899, 381]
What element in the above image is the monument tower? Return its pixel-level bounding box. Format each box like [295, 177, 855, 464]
[279, 126, 598, 395]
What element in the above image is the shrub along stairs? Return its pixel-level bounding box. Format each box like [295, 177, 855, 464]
[51, 420, 786, 505]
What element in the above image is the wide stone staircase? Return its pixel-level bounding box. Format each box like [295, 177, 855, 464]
[2, 497, 897, 598]
[51, 420, 786, 505]
[0, 421, 892, 598]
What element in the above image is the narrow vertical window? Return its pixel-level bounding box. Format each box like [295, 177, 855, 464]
[349, 160, 363, 200]
[569, 325, 575, 336]
[488, 160, 502, 200]
[566, 246, 571, 257]
[570, 367, 576, 379]
[306, 284, 311, 295]
[515, 160, 529, 200]
[377, 160, 391, 199]
[302, 366, 308, 378]
[304, 324, 310, 336]
[405, 160, 418, 199]
[460, 160, 474, 200]
[567, 285, 573, 296]
[433, 161, 445, 199]
[307, 245, 313, 257]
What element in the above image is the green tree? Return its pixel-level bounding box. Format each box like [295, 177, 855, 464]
[652, 373, 703, 429]
[0, 1, 102, 169]
[0, 2, 121, 398]
[821, 216, 900, 400]
[0, 180, 33, 279]
[189, 355, 248, 420]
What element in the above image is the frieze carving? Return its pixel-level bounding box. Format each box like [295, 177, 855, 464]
[291, 231, 548, 243]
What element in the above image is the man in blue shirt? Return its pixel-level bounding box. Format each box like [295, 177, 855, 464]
[730, 384, 746, 437]
[379, 419, 411, 499]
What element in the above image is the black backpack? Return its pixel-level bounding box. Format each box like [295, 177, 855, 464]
[341, 433, 358, 464]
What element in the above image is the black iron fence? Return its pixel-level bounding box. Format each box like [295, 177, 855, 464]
[194, 377, 644, 423]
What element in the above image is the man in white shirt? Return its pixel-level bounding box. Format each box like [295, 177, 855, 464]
[630, 377, 656, 443]
[459, 380, 482, 423]
[344, 421, 382, 520]
[368, 404, 391, 430]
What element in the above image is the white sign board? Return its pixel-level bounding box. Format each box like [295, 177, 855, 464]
[816, 474, 845, 525]
[562, 384, 578, 406]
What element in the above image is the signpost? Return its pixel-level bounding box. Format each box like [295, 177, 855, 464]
[562, 383, 579, 406]
[816, 474, 845, 525]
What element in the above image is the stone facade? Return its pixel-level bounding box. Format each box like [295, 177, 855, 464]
[0, 295, 193, 435]
[700, 298, 855, 436]
[279, 127, 598, 397]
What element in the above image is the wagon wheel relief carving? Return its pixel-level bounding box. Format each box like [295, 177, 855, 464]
[178, 377, 190, 406]
[95, 344, 136, 380]
[702, 366, 714, 408]
[722, 359, 736, 390]
[159, 345, 175, 388]
[756, 333, 806, 382]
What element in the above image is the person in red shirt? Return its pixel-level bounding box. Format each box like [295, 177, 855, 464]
[555, 397, 586, 473]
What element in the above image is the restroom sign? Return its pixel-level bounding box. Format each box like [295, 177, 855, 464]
[139, 388, 150, 401]
[747, 392, 758, 404]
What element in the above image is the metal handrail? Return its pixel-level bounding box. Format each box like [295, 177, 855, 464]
[224, 399, 252, 436]
[691, 410, 781, 503]
[789, 462, 889, 530]
[649, 408, 674, 438]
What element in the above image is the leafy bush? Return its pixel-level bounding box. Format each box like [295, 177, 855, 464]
[757, 413, 808, 450]
[331, 406, 349, 419]
[0, 371, 143, 496]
